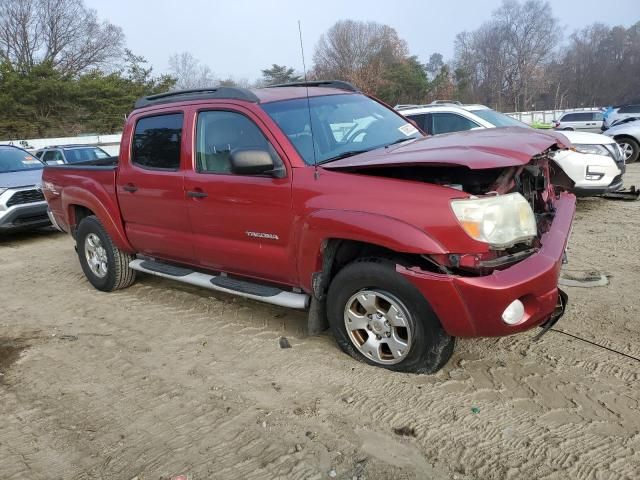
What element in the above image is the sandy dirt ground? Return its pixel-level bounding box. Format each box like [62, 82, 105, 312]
[1, 165, 640, 480]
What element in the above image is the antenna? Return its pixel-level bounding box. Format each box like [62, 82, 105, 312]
[298, 20, 319, 178]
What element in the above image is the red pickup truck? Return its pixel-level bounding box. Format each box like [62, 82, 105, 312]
[43, 81, 575, 373]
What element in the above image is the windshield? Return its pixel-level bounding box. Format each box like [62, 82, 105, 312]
[0, 147, 43, 173]
[262, 94, 423, 165]
[63, 147, 110, 163]
[472, 109, 527, 128]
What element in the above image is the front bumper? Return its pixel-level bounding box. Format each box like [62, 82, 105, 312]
[0, 201, 50, 232]
[399, 192, 576, 337]
[574, 173, 624, 197]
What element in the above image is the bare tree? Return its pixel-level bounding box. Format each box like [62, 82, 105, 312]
[453, 0, 558, 111]
[167, 51, 216, 90]
[0, 0, 124, 74]
[312, 20, 407, 93]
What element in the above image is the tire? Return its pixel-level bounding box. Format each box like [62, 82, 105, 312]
[326, 258, 455, 374]
[562, 127, 574, 131]
[616, 136, 639, 164]
[76, 215, 136, 292]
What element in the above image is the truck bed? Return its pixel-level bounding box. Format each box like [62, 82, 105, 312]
[42, 156, 123, 239]
[44, 156, 119, 169]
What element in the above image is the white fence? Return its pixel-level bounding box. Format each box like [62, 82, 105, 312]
[0, 134, 122, 156]
[0, 105, 606, 151]
[505, 107, 601, 125]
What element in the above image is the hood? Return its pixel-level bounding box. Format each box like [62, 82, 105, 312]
[0, 168, 44, 188]
[323, 127, 568, 170]
[558, 130, 615, 145]
[604, 120, 640, 136]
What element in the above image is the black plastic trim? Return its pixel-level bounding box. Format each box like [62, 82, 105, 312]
[210, 276, 280, 297]
[139, 261, 194, 277]
[134, 88, 259, 109]
[266, 80, 360, 92]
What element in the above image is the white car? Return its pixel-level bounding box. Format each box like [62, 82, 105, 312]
[552, 110, 604, 133]
[399, 103, 625, 197]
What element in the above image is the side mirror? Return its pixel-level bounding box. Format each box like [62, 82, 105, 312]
[229, 149, 277, 176]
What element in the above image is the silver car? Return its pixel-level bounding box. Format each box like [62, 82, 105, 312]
[603, 119, 640, 163]
[553, 110, 604, 132]
[0, 145, 50, 232]
[603, 104, 640, 130]
[35, 145, 111, 165]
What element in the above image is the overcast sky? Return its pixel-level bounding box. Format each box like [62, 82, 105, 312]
[85, 0, 638, 81]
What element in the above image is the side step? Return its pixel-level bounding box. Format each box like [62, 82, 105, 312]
[129, 259, 309, 310]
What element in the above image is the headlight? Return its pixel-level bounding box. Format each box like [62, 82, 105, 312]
[451, 193, 537, 248]
[573, 144, 610, 157]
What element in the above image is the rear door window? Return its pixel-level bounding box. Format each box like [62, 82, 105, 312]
[618, 105, 640, 114]
[132, 113, 183, 170]
[431, 113, 480, 134]
[406, 113, 433, 134]
[42, 150, 64, 164]
[562, 113, 593, 122]
[593, 112, 604, 121]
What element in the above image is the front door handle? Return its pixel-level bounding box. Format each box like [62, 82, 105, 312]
[187, 190, 208, 198]
[123, 183, 138, 193]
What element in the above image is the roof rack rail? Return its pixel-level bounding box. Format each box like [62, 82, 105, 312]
[134, 87, 259, 109]
[266, 80, 360, 92]
[395, 104, 421, 110]
[431, 100, 462, 105]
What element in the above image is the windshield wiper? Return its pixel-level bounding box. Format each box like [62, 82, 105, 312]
[385, 137, 415, 148]
[318, 149, 373, 165]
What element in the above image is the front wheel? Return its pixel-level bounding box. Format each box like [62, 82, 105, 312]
[326, 259, 454, 374]
[616, 137, 639, 163]
[76, 215, 136, 292]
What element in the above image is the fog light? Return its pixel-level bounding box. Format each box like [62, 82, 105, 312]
[502, 299, 525, 325]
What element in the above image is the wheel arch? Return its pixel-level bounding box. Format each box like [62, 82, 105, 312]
[62, 187, 134, 253]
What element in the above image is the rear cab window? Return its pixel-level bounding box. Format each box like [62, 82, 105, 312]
[132, 113, 184, 170]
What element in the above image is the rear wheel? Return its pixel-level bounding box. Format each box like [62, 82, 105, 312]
[616, 137, 639, 163]
[76, 215, 136, 291]
[327, 259, 454, 374]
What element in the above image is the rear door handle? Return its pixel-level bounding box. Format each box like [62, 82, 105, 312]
[123, 183, 138, 193]
[187, 190, 208, 198]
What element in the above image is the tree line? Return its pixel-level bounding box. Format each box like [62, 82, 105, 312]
[1, 0, 638, 140]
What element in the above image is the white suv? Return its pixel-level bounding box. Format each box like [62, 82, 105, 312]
[399, 103, 625, 197]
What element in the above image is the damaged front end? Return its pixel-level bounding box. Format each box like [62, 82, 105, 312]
[350, 145, 574, 276]
[435, 150, 574, 275]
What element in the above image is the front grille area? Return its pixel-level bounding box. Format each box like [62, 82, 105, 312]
[13, 213, 49, 225]
[6, 189, 45, 207]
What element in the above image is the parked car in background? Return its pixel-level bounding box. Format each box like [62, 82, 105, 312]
[42, 83, 576, 374]
[552, 110, 603, 132]
[602, 104, 640, 130]
[35, 145, 111, 165]
[603, 119, 640, 163]
[0, 145, 50, 232]
[398, 103, 625, 196]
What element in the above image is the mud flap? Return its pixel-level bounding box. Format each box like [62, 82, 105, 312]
[307, 297, 329, 335]
[532, 289, 568, 342]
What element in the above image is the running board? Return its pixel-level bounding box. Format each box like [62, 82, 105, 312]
[129, 259, 309, 309]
